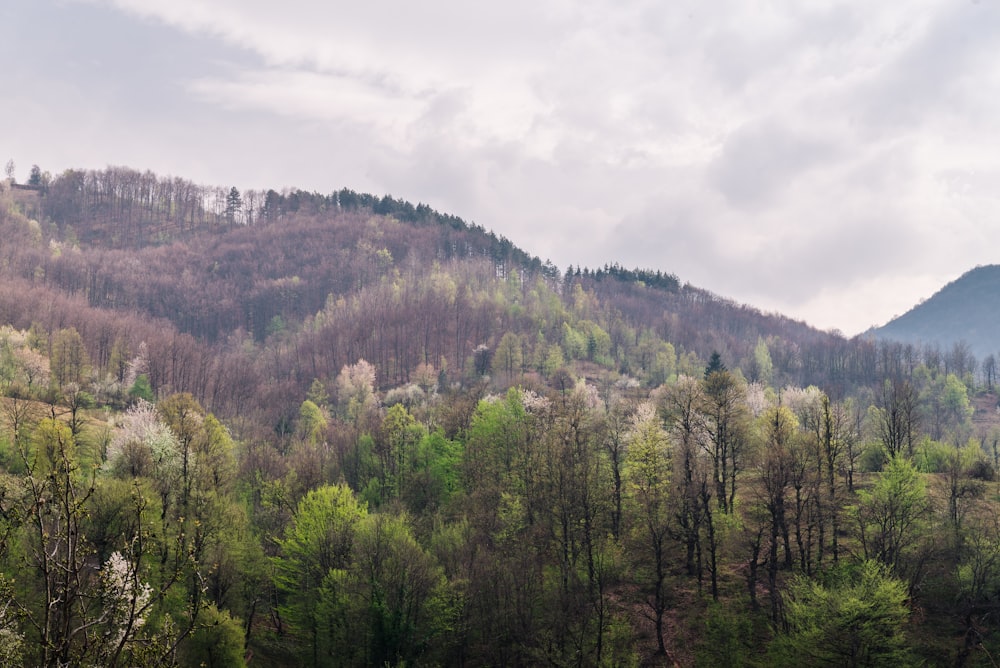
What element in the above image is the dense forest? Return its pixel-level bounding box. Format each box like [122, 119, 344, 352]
[1, 166, 999, 666]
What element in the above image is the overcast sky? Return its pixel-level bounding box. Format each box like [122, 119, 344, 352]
[3, 0, 999, 336]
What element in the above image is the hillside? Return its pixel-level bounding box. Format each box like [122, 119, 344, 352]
[871, 265, 1000, 361]
[4, 167, 1000, 666]
[0, 166, 877, 426]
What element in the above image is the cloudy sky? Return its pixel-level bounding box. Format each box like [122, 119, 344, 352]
[2, 0, 999, 336]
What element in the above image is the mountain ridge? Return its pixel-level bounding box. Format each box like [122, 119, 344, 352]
[870, 264, 1000, 361]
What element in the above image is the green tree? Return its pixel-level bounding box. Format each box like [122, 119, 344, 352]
[542, 344, 565, 376]
[50, 327, 90, 387]
[376, 403, 422, 502]
[625, 401, 673, 658]
[224, 187, 242, 224]
[494, 331, 523, 379]
[306, 378, 329, 409]
[852, 455, 930, 577]
[401, 429, 461, 512]
[297, 399, 328, 446]
[696, 602, 756, 667]
[274, 484, 366, 667]
[770, 561, 916, 667]
[751, 336, 773, 386]
[702, 367, 749, 513]
[345, 513, 451, 667]
[2, 418, 174, 666]
[704, 350, 725, 378]
[127, 374, 154, 404]
[532, 384, 612, 665]
[178, 604, 246, 668]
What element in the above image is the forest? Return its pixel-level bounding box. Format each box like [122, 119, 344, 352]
[0, 166, 999, 666]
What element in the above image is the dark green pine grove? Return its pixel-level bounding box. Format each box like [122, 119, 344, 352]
[0, 168, 1000, 666]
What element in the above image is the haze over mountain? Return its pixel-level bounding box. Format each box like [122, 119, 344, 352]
[871, 264, 1000, 362]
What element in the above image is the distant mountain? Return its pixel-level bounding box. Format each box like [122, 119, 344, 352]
[871, 265, 1000, 361]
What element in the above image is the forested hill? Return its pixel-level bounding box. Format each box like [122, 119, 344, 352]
[2, 165, 864, 418]
[871, 264, 1000, 362]
[5, 167, 1000, 666]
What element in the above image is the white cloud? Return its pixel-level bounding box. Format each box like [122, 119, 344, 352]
[6, 0, 1000, 336]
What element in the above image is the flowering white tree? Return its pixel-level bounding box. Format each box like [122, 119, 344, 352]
[105, 399, 181, 480]
[99, 550, 153, 655]
[337, 359, 380, 424]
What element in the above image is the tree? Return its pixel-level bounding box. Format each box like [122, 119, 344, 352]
[296, 399, 328, 446]
[750, 336, 774, 386]
[224, 187, 242, 225]
[177, 604, 246, 668]
[274, 484, 366, 667]
[105, 399, 180, 481]
[336, 359, 379, 425]
[702, 367, 749, 513]
[1, 418, 173, 666]
[820, 395, 846, 564]
[61, 383, 94, 438]
[4, 159, 14, 183]
[661, 375, 705, 578]
[852, 455, 930, 578]
[495, 332, 523, 380]
[50, 328, 91, 387]
[374, 403, 421, 503]
[983, 354, 997, 392]
[756, 404, 797, 622]
[532, 383, 611, 665]
[771, 561, 916, 667]
[473, 343, 491, 376]
[603, 395, 634, 541]
[28, 164, 42, 187]
[874, 376, 919, 459]
[153, 393, 243, 642]
[127, 374, 154, 404]
[704, 350, 725, 378]
[345, 513, 451, 666]
[157, 393, 204, 516]
[625, 402, 673, 657]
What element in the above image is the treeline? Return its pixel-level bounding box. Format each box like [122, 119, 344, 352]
[0, 336, 998, 665]
[567, 263, 681, 293]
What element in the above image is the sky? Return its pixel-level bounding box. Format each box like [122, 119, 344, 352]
[2, 0, 1000, 336]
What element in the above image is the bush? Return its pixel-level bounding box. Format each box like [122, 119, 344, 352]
[967, 458, 996, 481]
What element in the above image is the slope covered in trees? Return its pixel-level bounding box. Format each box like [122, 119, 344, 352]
[1, 168, 1000, 666]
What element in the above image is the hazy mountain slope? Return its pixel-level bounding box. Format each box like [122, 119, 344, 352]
[871, 265, 1000, 360]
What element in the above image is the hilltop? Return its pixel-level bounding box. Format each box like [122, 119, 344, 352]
[0, 166, 870, 427]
